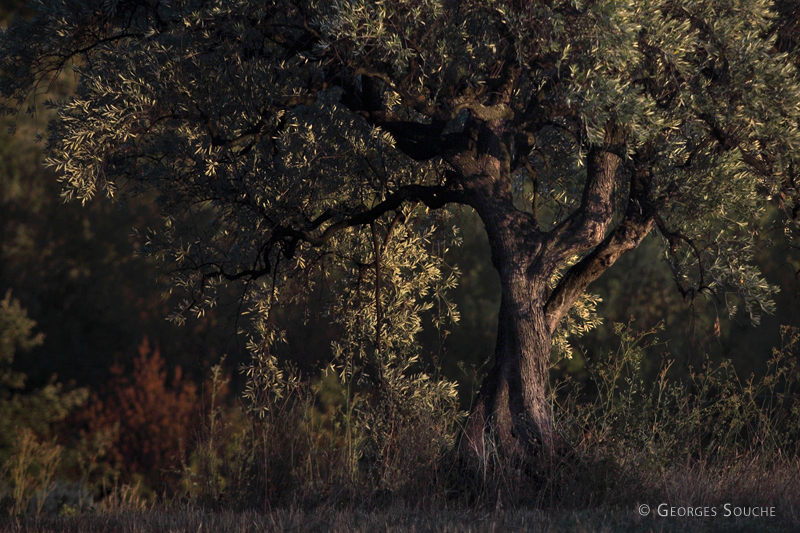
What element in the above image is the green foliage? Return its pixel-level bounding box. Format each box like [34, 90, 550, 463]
[234, 205, 464, 505]
[0, 291, 87, 516]
[555, 323, 800, 466]
[549, 256, 604, 360]
[1, 0, 794, 365]
[0, 288, 42, 390]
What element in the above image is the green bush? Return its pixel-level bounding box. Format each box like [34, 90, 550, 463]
[0, 291, 88, 516]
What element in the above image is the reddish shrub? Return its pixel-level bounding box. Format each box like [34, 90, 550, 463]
[80, 337, 199, 485]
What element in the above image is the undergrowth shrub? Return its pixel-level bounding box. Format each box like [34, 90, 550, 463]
[555, 323, 800, 466]
[177, 317, 800, 513]
[543, 322, 800, 510]
[178, 358, 253, 509]
[2, 428, 61, 516]
[77, 337, 199, 491]
[180, 356, 461, 511]
[0, 291, 88, 517]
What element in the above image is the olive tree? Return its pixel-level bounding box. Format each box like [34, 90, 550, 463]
[2, 0, 799, 458]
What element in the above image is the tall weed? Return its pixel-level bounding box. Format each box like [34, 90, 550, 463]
[179, 322, 800, 513]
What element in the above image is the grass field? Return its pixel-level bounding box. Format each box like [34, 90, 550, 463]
[1, 503, 797, 533]
[4, 326, 800, 532]
[3, 454, 799, 532]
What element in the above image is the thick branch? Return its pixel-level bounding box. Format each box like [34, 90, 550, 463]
[281, 184, 466, 246]
[538, 142, 622, 273]
[544, 209, 655, 333]
[544, 159, 657, 332]
[206, 184, 467, 282]
[340, 71, 499, 161]
[337, 78, 454, 160]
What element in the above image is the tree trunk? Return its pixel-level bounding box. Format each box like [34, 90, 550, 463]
[441, 116, 656, 467]
[446, 119, 562, 461]
[463, 267, 557, 460]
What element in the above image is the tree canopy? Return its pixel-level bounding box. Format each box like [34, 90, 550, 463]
[2, 0, 800, 457]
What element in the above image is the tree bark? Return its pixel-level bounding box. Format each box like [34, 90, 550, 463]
[463, 269, 556, 459]
[456, 124, 639, 462]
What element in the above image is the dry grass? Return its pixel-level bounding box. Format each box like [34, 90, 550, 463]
[3, 457, 799, 532]
[0, 500, 796, 533]
[4, 325, 800, 531]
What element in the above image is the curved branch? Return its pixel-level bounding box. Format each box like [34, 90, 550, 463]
[544, 159, 656, 332]
[205, 184, 467, 282]
[280, 184, 467, 247]
[656, 217, 714, 301]
[539, 141, 622, 270]
[544, 210, 655, 333]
